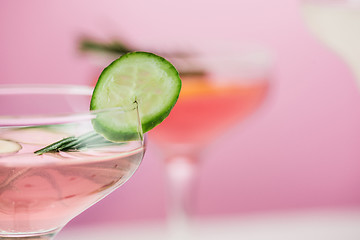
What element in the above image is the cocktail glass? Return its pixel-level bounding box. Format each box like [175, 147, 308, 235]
[150, 44, 272, 238]
[301, 0, 360, 87]
[0, 85, 145, 240]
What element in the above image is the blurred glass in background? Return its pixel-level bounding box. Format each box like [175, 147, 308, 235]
[301, 0, 360, 87]
[77, 32, 273, 239]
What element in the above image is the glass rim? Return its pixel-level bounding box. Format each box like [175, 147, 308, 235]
[0, 84, 139, 127]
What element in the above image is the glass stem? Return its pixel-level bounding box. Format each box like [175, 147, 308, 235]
[165, 154, 198, 240]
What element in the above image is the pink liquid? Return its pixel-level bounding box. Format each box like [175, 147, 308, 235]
[151, 76, 269, 150]
[0, 128, 144, 235]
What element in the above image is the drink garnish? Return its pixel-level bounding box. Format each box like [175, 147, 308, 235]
[35, 52, 181, 154]
[34, 132, 117, 155]
[79, 37, 205, 77]
[0, 139, 22, 154]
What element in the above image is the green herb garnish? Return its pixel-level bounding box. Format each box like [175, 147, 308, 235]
[35, 132, 119, 155]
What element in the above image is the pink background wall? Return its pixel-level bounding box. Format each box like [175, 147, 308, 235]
[1, 0, 360, 226]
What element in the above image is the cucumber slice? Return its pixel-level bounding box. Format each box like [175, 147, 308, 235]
[0, 139, 22, 154]
[90, 52, 181, 141]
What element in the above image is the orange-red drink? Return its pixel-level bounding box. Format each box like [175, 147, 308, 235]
[151, 76, 269, 150]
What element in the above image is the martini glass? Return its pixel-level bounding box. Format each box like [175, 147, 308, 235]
[301, 0, 360, 87]
[150, 44, 272, 238]
[0, 85, 145, 240]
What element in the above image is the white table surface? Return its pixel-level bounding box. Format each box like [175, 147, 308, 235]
[57, 208, 360, 240]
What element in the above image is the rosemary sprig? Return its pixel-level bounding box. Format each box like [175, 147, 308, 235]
[78, 37, 206, 77]
[34, 132, 119, 155]
[79, 38, 133, 55]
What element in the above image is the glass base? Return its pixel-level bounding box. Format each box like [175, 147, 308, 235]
[0, 229, 59, 240]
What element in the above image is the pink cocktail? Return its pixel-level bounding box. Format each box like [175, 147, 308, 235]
[0, 85, 145, 239]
